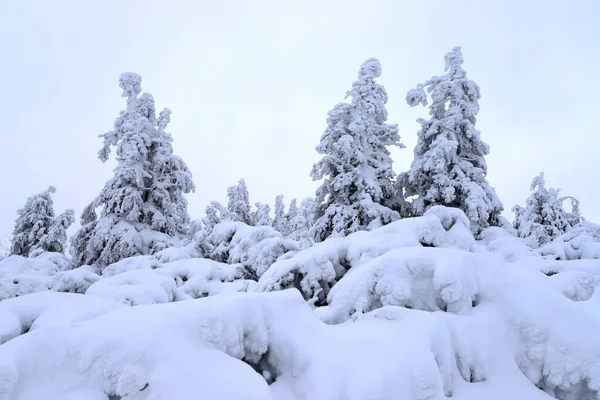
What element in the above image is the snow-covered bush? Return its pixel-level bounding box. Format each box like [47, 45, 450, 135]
[311, 58, 404, 242]
[399, 46, 503, 233]
[204, 221, 300, 279]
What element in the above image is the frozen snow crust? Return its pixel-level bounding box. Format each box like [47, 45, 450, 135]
[2, 207, 600, 400]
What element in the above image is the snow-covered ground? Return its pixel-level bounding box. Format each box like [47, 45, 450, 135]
[1, 207, 600, 400]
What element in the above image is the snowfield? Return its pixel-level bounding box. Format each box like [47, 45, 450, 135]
[1, 207, 600, 400]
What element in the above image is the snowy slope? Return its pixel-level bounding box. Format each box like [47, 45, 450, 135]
[1, 207, 600, 400]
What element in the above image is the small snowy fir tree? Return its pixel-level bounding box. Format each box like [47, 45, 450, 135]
[512, 172, 575, 247]
[272, 195, 288, 235]
[399, 46, 503, 233]
[561, 196, 583, 228]
[285, 198, 299, 232]
[10, 186, 74, 256]
[226, 179, 252, 225]
[71, 73, 194, 269]
[310, 58, 404, 242]
[252, 202, 272, 227]
[288, 197, 315, 239]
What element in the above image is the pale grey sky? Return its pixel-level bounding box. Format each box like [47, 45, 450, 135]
[1, 0, 599, 237]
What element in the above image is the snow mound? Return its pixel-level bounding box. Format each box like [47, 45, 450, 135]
[51, 266, 101, 294]
[0, 254, 72, 300]
[101, 255, 161, 277]
[0, 291, 123, 345]
[154, 243, 200, 263]
[539, 221, 600, 260]
[477, 226, 538, 263]
[316, 247, 480, 324]
[153, 258, 252, 299]
[86, 269, 178, 306]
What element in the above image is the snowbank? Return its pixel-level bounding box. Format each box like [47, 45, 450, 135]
[0, 288, 584, 400]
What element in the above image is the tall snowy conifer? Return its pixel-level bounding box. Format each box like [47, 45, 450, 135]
[512, 172, 576, 247]
[273, 195, 288, 234]
[252, 202, 272, 227]
[311, 58, 404, 242]
[71, 73, 194, 269]
[399, 46, 503, 233]
[11, 186, 74, 256]
[226, 179, 252, 225]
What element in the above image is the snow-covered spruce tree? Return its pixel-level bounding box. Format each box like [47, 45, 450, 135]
[10, 186, 75, 257]
[252, 202, 272, 227]
[11, 186, 56, 256]
[310, 58, 404, 242]
[226, 179, 252, 225]
[71, 73, 194, 269]
[273, 195, 288, 235]
[512, 172, 575, 247]
[399, 46, 503, 233]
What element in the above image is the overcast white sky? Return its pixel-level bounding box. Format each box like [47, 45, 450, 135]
[1, 0, 599, 237]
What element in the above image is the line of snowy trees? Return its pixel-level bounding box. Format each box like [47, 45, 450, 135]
[7, 47, 584, 269]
